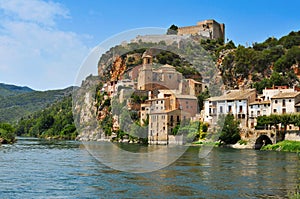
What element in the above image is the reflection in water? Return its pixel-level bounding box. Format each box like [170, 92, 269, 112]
[0, 137, 299, 198]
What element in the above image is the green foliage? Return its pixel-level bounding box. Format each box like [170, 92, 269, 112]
[261, 140, 300, 153]
[167, 24, 178, 35]
[253, 72, 298, 93]
[257, 113, 300, 133]
[0, 87, 73, 123]
[14, 95, 77, 140]
[219, 114, 241, 144]
[197, 88, 210, 110]
[221, 31, 300, 89]
[0, 123, 16, 144]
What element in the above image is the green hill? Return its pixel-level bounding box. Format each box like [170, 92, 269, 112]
[15, 95, 77, 140]
[0, 86, 74, 123]
[0, 83, 34, 97]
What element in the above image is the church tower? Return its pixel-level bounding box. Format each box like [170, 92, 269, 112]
[137, 51, 153, 90]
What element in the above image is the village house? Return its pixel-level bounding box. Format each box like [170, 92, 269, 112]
[146, 90, 197, 145]
[248, 86, 299, 129]
[271, 92, 300, 114]
[204, 89, 256, 127]
[179, 78, 202, 96]
[249, 100, 271, 128]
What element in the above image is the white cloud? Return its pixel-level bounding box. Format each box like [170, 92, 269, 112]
[0, 0, 69, 26]
[0, 0, 91, 90]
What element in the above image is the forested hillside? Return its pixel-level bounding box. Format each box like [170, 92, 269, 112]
[0, 83, 34, 97]
[0, 86, 74, 123]
[218, 31, 300, 92]
[15, 95, 77, 140]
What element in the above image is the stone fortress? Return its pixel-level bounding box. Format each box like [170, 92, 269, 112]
[132, 19, 225, 44]
[178, 19, 225, 41]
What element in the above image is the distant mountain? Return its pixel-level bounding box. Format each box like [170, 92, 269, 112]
[0, 83, 34, 97]
[0, 86, 75, 123]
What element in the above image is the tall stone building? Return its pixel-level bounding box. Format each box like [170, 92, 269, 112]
[137, 51, 183, 91]
[177, 19, 225, 41]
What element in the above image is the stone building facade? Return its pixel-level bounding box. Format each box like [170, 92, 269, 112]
[177, 19, 225, 41]
[137, 52, 183, 91]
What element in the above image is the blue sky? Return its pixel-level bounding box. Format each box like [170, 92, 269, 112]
[0, 0, 299, 90]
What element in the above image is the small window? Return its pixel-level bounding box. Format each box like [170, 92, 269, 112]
[289, 99, 292, 102]
[273, 109, 277, 113]
[239, 105, 243, 113]
[275, 100, 278, 104]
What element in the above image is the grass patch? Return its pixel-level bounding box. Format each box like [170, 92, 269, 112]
[261, 140, 300, 153]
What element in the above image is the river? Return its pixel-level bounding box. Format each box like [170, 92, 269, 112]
[0, 137, 299, 198]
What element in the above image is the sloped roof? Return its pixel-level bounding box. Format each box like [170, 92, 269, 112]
[271, 92, 300, 99]
[249, 100, 271, 105]
[208, 89, 256, 101]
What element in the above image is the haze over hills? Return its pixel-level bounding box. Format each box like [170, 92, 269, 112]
[0, 83, 74, 123]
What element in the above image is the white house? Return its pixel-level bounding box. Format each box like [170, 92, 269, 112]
[204, 89, 256, 127]
[271, 92, 300, 114]
[248, 100, 271, 128]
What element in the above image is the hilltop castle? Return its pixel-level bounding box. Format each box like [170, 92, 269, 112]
[177, 19, 225, 41]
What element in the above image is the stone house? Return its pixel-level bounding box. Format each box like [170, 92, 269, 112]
[204, 89, 256, 127]
[179, 78, 202, 96]
[146, 90, 198, 145]
[271, 92, 300, 114]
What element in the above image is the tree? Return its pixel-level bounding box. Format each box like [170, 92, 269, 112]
[0, 123, 16, 144]
[197, 88, 210, 110]
[219, 114, 240, 144]
[167, 24, 178, 35]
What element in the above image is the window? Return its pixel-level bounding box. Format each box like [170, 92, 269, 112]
[273, 109, 277, 113]
[220, 106, 223, 113]
[239, 105, 243, 113]
[283, 99, 286, 107]
[228, 105, 232, 113]
[257, 110, 260, 116]
[275, 100, 278, 104]
[289, 99, 292, 102]
[283, 108, 286, 114]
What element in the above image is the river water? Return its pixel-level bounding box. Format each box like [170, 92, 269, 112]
[0, 137, 299, 198]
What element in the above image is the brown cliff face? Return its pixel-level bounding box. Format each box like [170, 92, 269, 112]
[110, 56, 126, 82]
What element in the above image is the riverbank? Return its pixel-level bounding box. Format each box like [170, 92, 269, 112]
[261, 140, 300, 153]
[192, 140, 254, 149]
